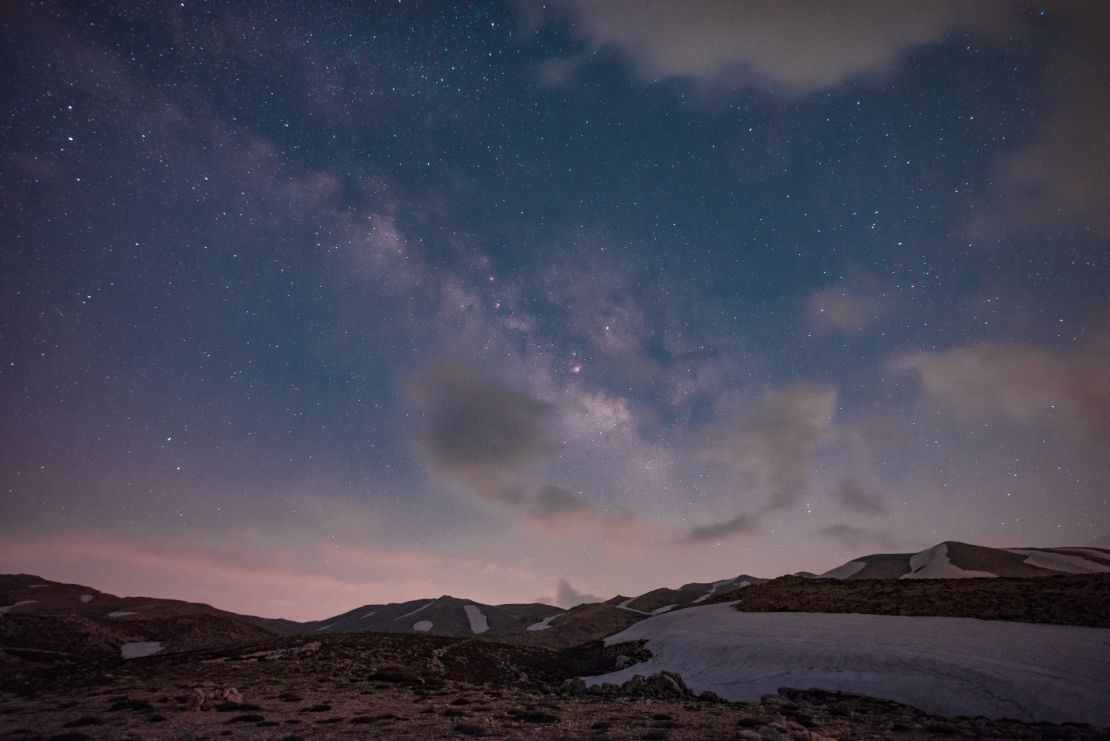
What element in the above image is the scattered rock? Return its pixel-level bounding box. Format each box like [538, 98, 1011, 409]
[185, 686, 251, 711]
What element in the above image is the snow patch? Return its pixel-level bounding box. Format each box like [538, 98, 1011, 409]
[613, 597, 649, 615]
[693, 577, 750, 603]
[902, 543, 996, 579]
[587, 604, 1110, 725]
[1055, 547, 1110, 561]
[412, 620, 433, 632]
[360, 610, 378, 619]
[0, 600, 36, 614]
[1008, 549, 1110, 574]
[80, 594, 94, 603]
[526, 614, 560, 631]
[820, 560, 867, 579]
[120, 641, 164, 659]
[651, 604, 677, 615]
[108, 611, 137, 618]
[395, 600, 434, 620]
[315, 623, 335, 632]
[463, 604, 489, 634]
[28, 584, 50, 589]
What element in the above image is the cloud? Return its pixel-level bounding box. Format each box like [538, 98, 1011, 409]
[702, 382, 839, 511]
[555, 577, 602, 608]
[891, 341, 1110, 442]
[526, 484, 646, 551]
[970, 3, 1110, 237]
[530, 484, 594, 518]
[410, 367, 555, 504]
[836, 476, 888, 516]
[683, 512, 759, 543]
[806, 278, 893, 333]
[817, 524, 899, 552]
[537, 0, 1014, 94]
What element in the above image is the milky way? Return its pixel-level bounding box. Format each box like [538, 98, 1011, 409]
[1, 1, 1107, 620]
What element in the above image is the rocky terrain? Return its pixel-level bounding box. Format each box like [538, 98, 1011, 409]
[0, 575, 276, 672]
[4, 540, 1110, 738]
[713, 572, 1110, 627]
[2, 630, 1107, 740]
[256, 596, 563, 639]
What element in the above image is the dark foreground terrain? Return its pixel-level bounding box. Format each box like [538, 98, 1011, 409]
[2, 630, 1107, 741]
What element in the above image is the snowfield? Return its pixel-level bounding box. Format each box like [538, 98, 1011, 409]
[412, 620, 433, 632]
[526, 614, 559, 631]
[120, 641, 164, 659]
[395, 600, 433, 620]
[903, 542, 995, 579]
[586, 604, 1110, 725]
[1008, 548, 1110, 574]
[463, 604, 489, 634]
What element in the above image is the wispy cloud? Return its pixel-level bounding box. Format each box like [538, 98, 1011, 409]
[806, 277, 894, 333]
[702, 382, 839, 511]
[555, 577, 602, 607]
[683, 512, 760, 543]
[410, 367, 555, 505]
[535, 0, 1014, 95]
[836, 476, 889, 516]
[970, 4, 1110, 237]
[892, 339, 1110, 442]
[817, 524, 899, 552]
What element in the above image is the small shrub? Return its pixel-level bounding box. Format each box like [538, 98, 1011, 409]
[517, 710, 558, 723]
[227, 714, 265, 723]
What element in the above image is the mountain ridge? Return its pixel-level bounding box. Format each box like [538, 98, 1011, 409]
[4, 540, 1108, 664]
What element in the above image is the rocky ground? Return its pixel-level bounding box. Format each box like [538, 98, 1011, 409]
[712, 573, 1110, 627]
[2, 631, 1107, 740]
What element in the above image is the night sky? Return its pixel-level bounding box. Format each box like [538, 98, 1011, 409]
[2, 1, 1108, 620]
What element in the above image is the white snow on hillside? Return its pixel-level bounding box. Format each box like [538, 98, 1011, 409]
[28, 584, 50, 589]
[394, 600, 434, 620]
[463, 604, 489, 634]
[586, 604, 1110, 725]
[360, 610, 378, 619]
[0, 600, 36, 614]
[80, 594, 94, 603]
[314, 623, 335, 632]
[412, 620, 433, 632]
[1008, 549, 1110, 574]
[613, 598, 649, 615]
[1057, 547, 1110, 560]
[693, 578, 750, 603]
[108, 611, 137, 618]
[527, 614, 559, 631]
[902, 543, 995, 579]
[651, 604, 677, 615]
[120, 641, 164, 659]
[820, 560, 867, 579]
